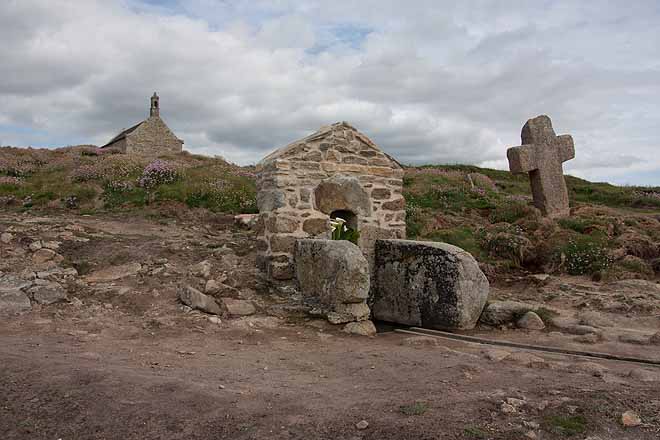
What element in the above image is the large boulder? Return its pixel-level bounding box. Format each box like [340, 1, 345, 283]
[372, 240, 489, 330]
[0, 290, 31, 314]
[28, 281, 67, 305]
[295, 239, 370, 322]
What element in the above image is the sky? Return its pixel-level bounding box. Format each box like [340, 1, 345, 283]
[1, 0, 659, 186]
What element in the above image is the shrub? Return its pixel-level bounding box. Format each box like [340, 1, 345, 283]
[560, 237, 612, 275]
[481, 225, 532, 267]
[557, 217, 590, 234]
[71, 164, 100, 182]
[137, 160, 178, 189]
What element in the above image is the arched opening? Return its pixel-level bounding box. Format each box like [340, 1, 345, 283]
[330, 209, 357, 231]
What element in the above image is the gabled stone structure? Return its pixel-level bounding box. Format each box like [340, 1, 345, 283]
[102, 93, 183, 155]
[256, 122, 406, 283]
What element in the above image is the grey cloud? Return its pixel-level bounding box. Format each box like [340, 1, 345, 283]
[0, 0, 659, 184]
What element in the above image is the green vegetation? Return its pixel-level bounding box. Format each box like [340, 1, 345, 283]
[0, 147, 256, 214]
[544, 414, 587, 436]
[560, 236, 612, 275]
[399, 402, 429, 416]
[463, 426, 488, 439]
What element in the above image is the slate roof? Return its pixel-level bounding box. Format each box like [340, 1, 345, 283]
[101, 120, 145, 148]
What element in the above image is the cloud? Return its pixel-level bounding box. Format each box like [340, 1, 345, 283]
[0, 0, 659, 185]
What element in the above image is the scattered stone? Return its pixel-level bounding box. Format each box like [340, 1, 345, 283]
[506, 115, 575, 218]
[505, 352, 546, 368]
[221, 298, 256, 316]
[28, 281, 67, 305]
[42, 241, 61, 250]
[517, 311, 545, 330]
[31, 248, 58, 264]
[529, 273, 550, 282]
[234, 214, 258, 229]
[0, 232, 13, 244]
[628, 368, 660, 382]
[205, 279, 221, 295]
[480, 301, 535, 326]
[208, 316, 222, 325]
[178, 285, 222, 315]
[372, 240, 489, 330]
[0, 289, 31, 314]
[343, 320, 376, 337]
[620, 410, 641, 427]
[190, 260, 213, 279]
[577, 311, 612, 328]
[355, 420, 369, 430]
[572, 362, 608, 377]
[482, 348, 511, 361]
[573, 334, 601, 344]
[86, 262, 142, 282]
[29, 241, 42, 251]
[400, 336, 440, 347]
[618, 334, 650, 345]
[500, 403, 517, 414]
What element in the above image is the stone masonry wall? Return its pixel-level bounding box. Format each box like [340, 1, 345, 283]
[255, 122, 406, 283]
[125, 116, 183, 156]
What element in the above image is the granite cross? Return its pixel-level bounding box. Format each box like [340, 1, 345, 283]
[507, 115, 575, 218]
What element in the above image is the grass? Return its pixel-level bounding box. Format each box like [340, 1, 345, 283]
[544, 414, 587, 436]
[427, 227, 485, 259]
[399, 402, 429, 416]
[463, 426, 488, 438]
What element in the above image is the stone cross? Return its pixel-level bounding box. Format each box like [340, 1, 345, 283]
[507, 115, 575, 218]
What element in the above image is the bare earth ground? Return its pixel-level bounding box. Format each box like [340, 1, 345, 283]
[1, 212, 659, 440]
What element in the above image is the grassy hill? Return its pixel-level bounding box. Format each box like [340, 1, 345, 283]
[1, 146, 658, 281]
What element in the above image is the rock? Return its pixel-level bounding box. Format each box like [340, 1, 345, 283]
[482, 348, 511, 361]
[29, 241, 42, 251]
[295, 239, 370, 305]
[313, 175, 371, 217]
[400, 336, 440, 347]
[208, 316, 222, 325]
[42, 241, 61, 250]
[178, 285, 222, 315]
[621, 410, 641, 427]
[577, 311, 612, 328]
[650, 332, 660, 345]
[628, 368, 660, 382]
[327, 303, 370, 324]
[517, 311, 545, 330]
[572, 362, 608, 377]
[86, 262, 142, 282]
[0, 289, 31, 314]
[234, 214, 259, 229]
[529, 273, 550, 282]
[480, 301, 534, 326]
[505, 352, 546, 368]
[372, 240, 489, 330]
[0, 232, 13, 244]
[221, 298, 256, 316]
[573, 334, 601, 344]
[190, 260, 213, 279]
[343, 320, 376, 337]
[618, 334, 650, 345]
[500, 403, 517, 414]
[355, 420, 369, 430]
[467, 172, 497, 191]
[205, 279, 221, 295]
[28, 281, 67, 305]
[31, 248, 58, 264]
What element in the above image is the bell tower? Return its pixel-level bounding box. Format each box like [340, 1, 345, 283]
[150, 92, 159, 117]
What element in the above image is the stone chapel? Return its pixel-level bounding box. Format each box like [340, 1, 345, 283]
[102, 93, 183, 155]
[255, 122, 406, 283]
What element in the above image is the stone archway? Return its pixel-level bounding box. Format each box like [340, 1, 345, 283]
[313, 175, 371, 218]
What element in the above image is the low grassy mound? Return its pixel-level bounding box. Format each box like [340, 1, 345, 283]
[0, 146, 256, 214]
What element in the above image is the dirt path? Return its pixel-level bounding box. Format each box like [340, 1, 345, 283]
[1, 313, 659, 440]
